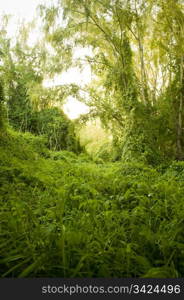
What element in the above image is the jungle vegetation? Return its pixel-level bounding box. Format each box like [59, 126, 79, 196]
[1, 0, 184, 278]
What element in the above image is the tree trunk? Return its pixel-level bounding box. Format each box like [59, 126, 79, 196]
[137, 35, 148, 104]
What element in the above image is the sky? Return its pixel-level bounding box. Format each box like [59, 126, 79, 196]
[0, 0, 44, 21]
[0, 0, 90, 119]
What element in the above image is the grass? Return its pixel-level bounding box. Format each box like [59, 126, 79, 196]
[0, 129, 184, 277]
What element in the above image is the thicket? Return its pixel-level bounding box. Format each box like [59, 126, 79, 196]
[0, 22, 81, 154]
[1, 0, 184, 278]
[1, 129, 184, 277]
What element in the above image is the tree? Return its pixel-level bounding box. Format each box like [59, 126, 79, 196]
[151, 0, 184, 159]
[39, 0, 164, 162]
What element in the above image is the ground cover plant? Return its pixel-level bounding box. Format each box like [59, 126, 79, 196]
[1, 129, 184, 277]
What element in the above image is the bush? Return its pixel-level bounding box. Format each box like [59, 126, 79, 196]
[1, 130, 184, 277]
[29, 107, 82, 153]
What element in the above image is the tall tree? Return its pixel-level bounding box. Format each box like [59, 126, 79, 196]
[40, 0, 165, 162]
[152, 0, 184, 159]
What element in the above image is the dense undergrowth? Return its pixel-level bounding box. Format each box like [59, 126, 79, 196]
[1, 129, 184, 278]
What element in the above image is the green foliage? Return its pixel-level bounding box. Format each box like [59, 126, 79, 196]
[0, 81, 5, 130]
[40, 0, 184, 162]
[1, 129, 184, 277]
[1, 0, 184, 279]
[0, 33, 44, 132]
[29, 107, 81, 152]
[0, 22, 81, 154]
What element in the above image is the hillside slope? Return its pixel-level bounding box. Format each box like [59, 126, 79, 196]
[1, 129, 184, 277]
